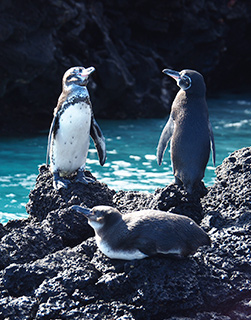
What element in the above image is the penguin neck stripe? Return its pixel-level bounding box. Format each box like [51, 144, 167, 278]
[57, 96, 90, 117]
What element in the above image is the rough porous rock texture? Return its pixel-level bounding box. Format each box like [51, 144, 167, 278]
[0, 147, 251, 319]
[0, 1, 251, 133]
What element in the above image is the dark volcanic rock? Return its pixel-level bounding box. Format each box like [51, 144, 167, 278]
[0, 147, 251, 319]
[26, 165, 115, 221]
[0, 218, 63, 270]
[0, 1, 250, 133]
[201, 147, 251, 229]
[26, 164, 115, 246]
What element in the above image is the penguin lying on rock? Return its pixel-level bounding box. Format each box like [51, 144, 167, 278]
[157, 69, 215, 194]
[46, 66, 106, 190]
[71, 205, 210, 260]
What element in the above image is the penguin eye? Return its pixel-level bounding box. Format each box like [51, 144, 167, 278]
[180, 75, 191, 90]
[181, 75, 189, 84]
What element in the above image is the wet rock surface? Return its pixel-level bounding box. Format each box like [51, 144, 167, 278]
[0, 1, 251, 133]
[0, 147, 251, 319]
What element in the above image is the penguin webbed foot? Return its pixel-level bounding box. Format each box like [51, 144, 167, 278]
[53, 173, 70, 190]
[174, 177, 195, 195]
[75, 169, 95, 185]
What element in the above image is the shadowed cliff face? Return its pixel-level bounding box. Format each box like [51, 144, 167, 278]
[0, 0, 250, 133]
[0, 147, 250, 319]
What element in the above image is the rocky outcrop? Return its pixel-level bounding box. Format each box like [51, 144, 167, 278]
[0, 147, 250, 319]
[0, 1, 250, 133]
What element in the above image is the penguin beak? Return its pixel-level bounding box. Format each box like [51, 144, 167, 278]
[81, 66, 95, 77]
[162, 69, 181, 80]
[71, 205, 104, 223]
[70, 205, 92, 218]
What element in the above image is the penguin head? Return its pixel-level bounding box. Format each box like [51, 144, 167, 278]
[162, 68, 206, 95]
[71, 205, 122, 232]
[62, 66, 95, 90]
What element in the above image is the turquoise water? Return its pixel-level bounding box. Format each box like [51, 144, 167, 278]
[0, 94, 250, 224]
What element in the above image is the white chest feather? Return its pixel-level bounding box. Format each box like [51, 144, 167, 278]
[94, 234, 148, 260]
[51, 102, 91, 173]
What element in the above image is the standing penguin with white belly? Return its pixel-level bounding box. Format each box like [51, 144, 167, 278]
[46, 66, 106, 190]
[157, 69, 215, 194]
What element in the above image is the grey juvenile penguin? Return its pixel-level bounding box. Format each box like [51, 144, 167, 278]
[71, 205, 210, 260]
[46, 66, 106, 190]
[157, 69, 215, 193]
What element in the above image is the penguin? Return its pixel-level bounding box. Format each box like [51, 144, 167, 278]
[46, 66, 106, 190]
[157, 69, 215, 194]
[71, 205, 211, 260]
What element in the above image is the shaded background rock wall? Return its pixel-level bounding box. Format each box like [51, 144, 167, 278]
[0, 0, 250, 133]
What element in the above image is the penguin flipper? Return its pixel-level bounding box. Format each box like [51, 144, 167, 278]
[136, 238, 157, 257]
[156, 115, 174, 165]
[208, 121, 216, 166]
[46, 113, 58, 166]
[90, 117, 106, 166]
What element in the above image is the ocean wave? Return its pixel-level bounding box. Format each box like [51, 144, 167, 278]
[237, 100, 251, 106]
[224, 119, 250, 128]
[112, 160, 131, 167]
[129, 155, 141, 161]
[18, 174, 37, 189]
[145, 154, 157, 161]
[0, 211, 28, 225]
